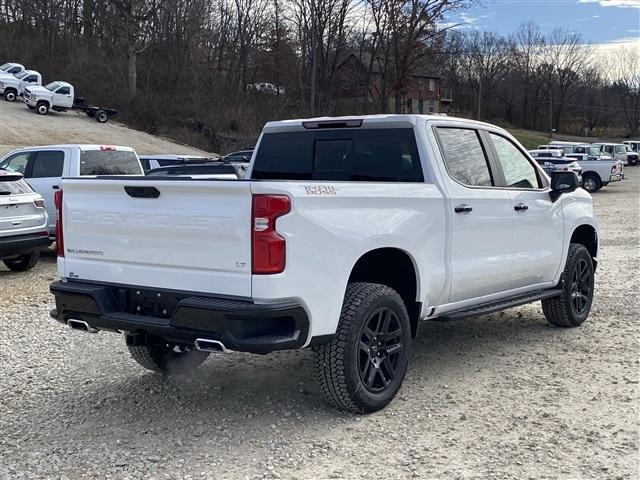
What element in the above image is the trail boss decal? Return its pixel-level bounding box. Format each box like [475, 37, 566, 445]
[304, 185, 337, 196]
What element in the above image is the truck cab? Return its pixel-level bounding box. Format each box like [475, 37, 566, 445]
[0, 62, 25, 76]
[0, 69, 42, 102]
[23, 81, 74, 115]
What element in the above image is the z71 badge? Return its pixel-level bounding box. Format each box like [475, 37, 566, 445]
[304, 185, 337, 195]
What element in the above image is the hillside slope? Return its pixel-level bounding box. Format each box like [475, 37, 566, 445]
[0, 100, 210, 157]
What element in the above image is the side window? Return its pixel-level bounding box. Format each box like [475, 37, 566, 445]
[56, 87, 70, 95]
[139, 158, 150, 171]
[0, 152, 30, 174]
[488, 133, 541, 189]
[436, 127, 493, 187]
[29, 151, 64, 178]
[26, 75, 37, 82]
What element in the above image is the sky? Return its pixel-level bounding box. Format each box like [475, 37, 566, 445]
[449, 0, 640, 46]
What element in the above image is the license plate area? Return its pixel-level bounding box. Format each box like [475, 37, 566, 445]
[119, 287, 183, 318]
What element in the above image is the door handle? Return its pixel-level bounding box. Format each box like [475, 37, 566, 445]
[52, 185, 59, 190]
[454, 204, 473, 214]
[514, 203, 529, 212]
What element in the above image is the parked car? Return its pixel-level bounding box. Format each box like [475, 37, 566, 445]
[0, 169, 50, 271]
[50, 114, 598, 413]
[0, 62, 25, 76]
[146, 162, 247, 178]
[593, 143, 631, 166]
[623, 145, 639, 166]
[0, 145, 143, 237]
[23, 81, 118, 122]
[247, 82, 285, 95]
[0, 69, 42, 101]
[528, 150, 582, 177]
[222, 150, 254, 163]
[138, 154, 214, 172]
[622, 140, 639, 153]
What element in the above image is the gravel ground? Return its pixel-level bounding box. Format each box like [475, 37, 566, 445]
[0, 100, 209, 157]
[1, 171, 638, 480]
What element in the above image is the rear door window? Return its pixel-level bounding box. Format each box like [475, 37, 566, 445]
[252, 128, 423, 182]
[80, 150, 143, 175]
[436, 128, 493, 187]
[29, 150, 64, 178]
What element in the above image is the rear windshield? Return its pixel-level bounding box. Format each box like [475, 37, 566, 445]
[0, 177, 33, 195]
[252, 128, 423, 182]
[80, 150, 143, 175]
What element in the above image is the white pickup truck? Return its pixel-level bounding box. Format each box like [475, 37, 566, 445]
[23, 81, 74, 115]
[0, 145, 143, 238]
[49, 115, 598, 413]
[0, 69, 42, 102]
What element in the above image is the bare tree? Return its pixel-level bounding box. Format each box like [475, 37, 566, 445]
[543, 29, 592, 131]
[607, 46, 640, 135]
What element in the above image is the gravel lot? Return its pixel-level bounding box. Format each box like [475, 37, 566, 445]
[1, 170, 638, 480]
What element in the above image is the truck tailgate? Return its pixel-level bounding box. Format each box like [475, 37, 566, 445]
[59, 178, 253, 297]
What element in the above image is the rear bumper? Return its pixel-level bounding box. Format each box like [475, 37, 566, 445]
[0, 232, 51, 259]
[49, 280, 310, 353]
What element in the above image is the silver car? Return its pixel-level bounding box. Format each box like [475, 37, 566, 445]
[0, 169, 50, 271]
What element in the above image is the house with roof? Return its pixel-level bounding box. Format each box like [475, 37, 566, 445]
[331, 52, 452, 114]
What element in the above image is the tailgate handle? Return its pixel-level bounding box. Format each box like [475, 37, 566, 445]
[124, 186, 160, 199]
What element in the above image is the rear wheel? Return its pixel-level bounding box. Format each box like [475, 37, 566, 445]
[581, 173, 601, 193]
[36, 101, 49, 115]
[542, 244, 594, 327]
[314, 283, 411, 413]
[127, 341, 209, 375]
[95, 110, 109, 123]
[3, 251, 40, 271]
[4, 89, 16, 102]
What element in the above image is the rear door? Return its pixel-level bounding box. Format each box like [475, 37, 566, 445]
[24, 149, 67, 232]
[434, 126, 514, 303]
[484, 132, 563, 288]
[60, 178, 253, 297]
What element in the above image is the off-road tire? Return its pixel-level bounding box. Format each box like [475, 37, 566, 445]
[542, 243, 595, 327]
[36, 101, 49, 115]
[313, 282, 411, 413]
[4, 89, 16, 102]
[127, 342, 209, 375]
[581, 173, 601, 193]
[3, 251, 40, 271]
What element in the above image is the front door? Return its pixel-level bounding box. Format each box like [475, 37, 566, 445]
[485, 132, 564, 288]
[435, 126, 515, 303]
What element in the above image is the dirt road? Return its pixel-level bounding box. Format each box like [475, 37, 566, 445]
[0, 172, 638, 479]
[0, 99, 209, 157]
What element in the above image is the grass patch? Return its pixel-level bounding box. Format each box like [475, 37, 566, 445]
[508, 129, 550, 150]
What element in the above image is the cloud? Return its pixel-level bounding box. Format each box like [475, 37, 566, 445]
[578, 0, 640, 8]
[460, 12, 479, 25]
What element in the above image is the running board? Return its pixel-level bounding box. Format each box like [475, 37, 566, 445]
[436, 289, 562, 321]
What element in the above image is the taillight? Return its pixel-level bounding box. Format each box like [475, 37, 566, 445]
[252, 194, 290, 274]
[34, 198, 45, 208]
[54, 190, 64, 257]
[611, 165, 617, 174]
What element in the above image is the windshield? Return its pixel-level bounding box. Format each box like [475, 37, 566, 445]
[44, 82, 61, 91]
[588, 147, 600, 156]
[0, 63, 11, 71]
[615, 145, 626, 154]
[14, 71, 28, 79]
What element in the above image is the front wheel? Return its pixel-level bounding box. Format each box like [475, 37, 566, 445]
[4, 89, 16, 102]
[3, 251, 40, 271]
[127, 341, 209, 375]
[542, 244, 595, 327]
[36, 101, 49, 115]
[314, 283, 411, 413]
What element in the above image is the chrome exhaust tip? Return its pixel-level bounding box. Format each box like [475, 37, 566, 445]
[67, 319, 99, 333]
[194, 338, 229, 353]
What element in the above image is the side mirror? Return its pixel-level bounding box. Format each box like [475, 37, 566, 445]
[550, 171, 580, 201]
